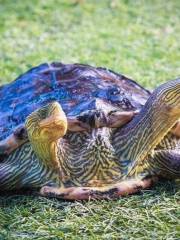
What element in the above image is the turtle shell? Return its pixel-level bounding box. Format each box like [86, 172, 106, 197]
[0, 62, 150, 143]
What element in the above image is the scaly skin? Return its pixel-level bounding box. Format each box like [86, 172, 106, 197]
[0, 79, 180, 200]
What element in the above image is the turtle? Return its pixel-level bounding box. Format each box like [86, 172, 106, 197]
[0, 62, 179, 200]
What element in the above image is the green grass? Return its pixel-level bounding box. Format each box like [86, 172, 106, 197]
[0, 0, 179, 239]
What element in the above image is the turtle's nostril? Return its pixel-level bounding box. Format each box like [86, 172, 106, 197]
[95, 111, 101, 118]
[109, 87, 121, 96]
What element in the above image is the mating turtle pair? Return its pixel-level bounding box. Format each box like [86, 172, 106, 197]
[0, 62, 179, 200]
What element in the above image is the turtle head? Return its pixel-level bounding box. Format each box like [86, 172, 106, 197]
[153, 77, 180, 117]
[25, 102, 67, 143]
[25, 102, 67, 167]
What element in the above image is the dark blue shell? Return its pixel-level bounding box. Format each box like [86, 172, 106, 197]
[0, 62, 150, 141]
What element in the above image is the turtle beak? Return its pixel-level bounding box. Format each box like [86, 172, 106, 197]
[39, 115, 64, 128]
[38, 115, 67, 140]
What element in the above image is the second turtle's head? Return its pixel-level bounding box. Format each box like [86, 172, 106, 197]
[153, 78, 180, 117]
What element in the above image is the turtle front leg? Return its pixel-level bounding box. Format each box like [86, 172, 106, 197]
[40, 177, 157, 200]
[25, 101, 67, 169]
[0, 125, 28, 157]
[74, 109, 137, 130]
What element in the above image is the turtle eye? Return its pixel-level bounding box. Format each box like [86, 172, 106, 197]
[109, 88, 120, 95]
[108, 110, 118, 116]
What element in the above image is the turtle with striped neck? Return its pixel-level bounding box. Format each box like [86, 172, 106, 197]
[0, 63, 179, 200]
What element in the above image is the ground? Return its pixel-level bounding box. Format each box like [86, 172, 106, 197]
[0, 0, 179, 239]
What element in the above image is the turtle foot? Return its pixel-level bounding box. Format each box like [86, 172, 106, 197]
[40, 177, 157, 200]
